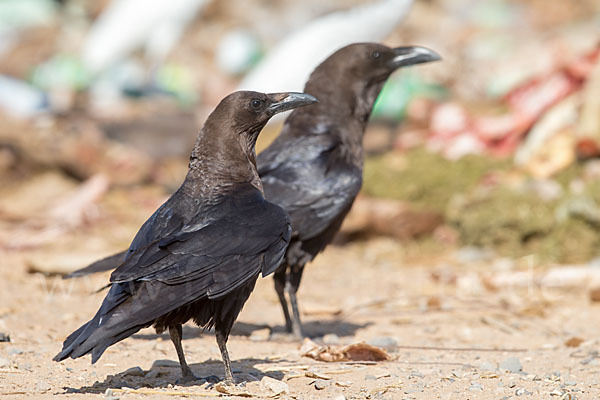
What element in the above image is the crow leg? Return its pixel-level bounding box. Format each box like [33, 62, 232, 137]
[286, 265, 305, 339]
[215, 328, 234, 385]
[274, 266, 293, 332]
[169, 324, 197, 381]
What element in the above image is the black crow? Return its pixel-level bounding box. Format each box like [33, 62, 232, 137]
[257, 43, 440, 337]
[65, 43, 440, 339]
[53, 90, 318, 384]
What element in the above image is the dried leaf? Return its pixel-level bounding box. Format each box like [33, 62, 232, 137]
[342, 343, 390, 362]
[565, 337, 584, 348]
[301, 339, 389, 362]
[590, 287, 600, 302]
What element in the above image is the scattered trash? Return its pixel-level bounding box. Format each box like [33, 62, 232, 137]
[215, 30, 262, 76]
[0, 75, 48, 117]
[238, 0, 413, 93]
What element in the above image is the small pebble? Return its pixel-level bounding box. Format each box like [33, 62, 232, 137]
[314, 379, 329, 390]
[365, 374, 377, 380]
[122, 366, 145, 377]
[332, 395, 346, 400]
[564, 381, 577, 386]
[8, 348, 23, 355]
[366, 336, 398, 349]
[469, 382, 483, 391]
[500, 357, 522, 373]
[515, 388, 532, 396]
[0, 357, 10, 368]
[322, 333, 341, 345]
[104, 388, 120, 400]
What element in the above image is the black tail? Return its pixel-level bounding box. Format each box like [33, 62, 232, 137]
[53, 279, 212, 363]
[64, 251, 126, 279]
[53, 283, 147, 363]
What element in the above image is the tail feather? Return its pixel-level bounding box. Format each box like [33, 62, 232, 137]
[64, 251, 126, 279]
[53, 278, 214, 364]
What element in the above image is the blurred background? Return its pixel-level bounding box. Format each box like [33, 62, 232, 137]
[1, 0, 599, 269]
[2, 1, 600, 396]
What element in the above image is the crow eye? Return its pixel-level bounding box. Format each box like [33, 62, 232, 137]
[371, 51, 381, 59]
[250, 99, 263, 110]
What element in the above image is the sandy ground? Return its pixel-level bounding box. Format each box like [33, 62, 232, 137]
[1, 238, 600, 399]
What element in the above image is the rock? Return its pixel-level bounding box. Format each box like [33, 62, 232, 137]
[0, 332, 9, 342]
[314, 379, 329, 390]
[499, 357, 522, 373]
[366, 336, 398, 349]
[365, 374, 377, 380]
[322, 333, 340, 345]
[515, 388, 532, 396]
[333, 395, 346, 400]
[260, 376, 289, 395]
[104, 388, 120, 400]
[249, 328, 271, 342]
[36, 380, 51, 392]
[478, 361, 497, 372]
[469, 382, 483, 391]
[564, 380, 577, 386]
[122, 366, 145, 377]
[0, 357, 10, 368]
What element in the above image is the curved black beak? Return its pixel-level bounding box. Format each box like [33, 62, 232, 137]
[389, 46, 441, 69]
[267, 92, 318, 115]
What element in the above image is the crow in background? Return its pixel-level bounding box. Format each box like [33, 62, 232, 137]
[257, 43, 440, 337]
[65, 43, 440, 339]
[53, 90, 318, 384]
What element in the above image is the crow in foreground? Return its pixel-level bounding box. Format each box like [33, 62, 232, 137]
[257, 43, 440, 337]
[53, 90, 318, 384]
[66, 43, 440, 339]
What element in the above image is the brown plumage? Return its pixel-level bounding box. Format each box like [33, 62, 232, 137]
[53, 91, 317, 384]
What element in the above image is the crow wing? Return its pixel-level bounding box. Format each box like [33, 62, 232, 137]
[258, 130, 362, 242]
[54, 185, 290, 363]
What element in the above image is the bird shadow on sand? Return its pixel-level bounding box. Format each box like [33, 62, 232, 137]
[61, 357, 286, 395]
[130, 319, 370, 342]
[234, 319, 372, 339]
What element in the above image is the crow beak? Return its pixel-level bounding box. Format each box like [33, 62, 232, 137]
[267, 92, 318, 115]
[389, 46, 441, 68]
